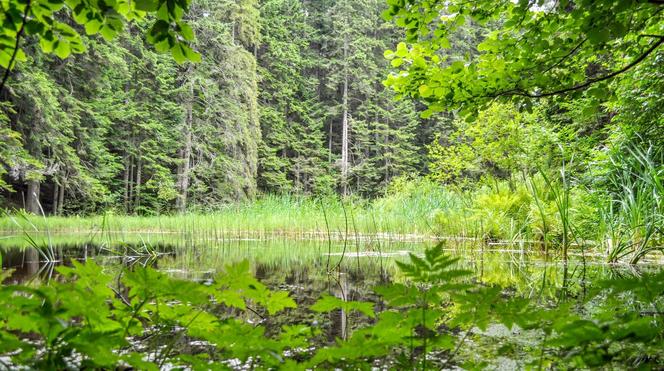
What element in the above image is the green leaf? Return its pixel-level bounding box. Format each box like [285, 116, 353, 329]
[439, 37, 451, 49]
[395, 42, 408, 57]
[587, 28, 609, 44]
[264, 290, 297, 315]
[419, 84, 432, 98]
[99, 25, 116, 41]
[588, 85, 609, 99]
[25, 20, 46, 35]
[54, 40, 71, 59]
[135, 0, 160, 11]
[84, 20, 103, 35]
[39, 35, 56, 53]
[177, 22, 194, 41]
[450, 60, 465, 73]
[311, 294, 375, 318]
[179, 42, 201, 62]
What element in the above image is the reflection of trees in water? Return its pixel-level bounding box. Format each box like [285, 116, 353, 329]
[2, 242, 645, 308]
[25, 248, 39, 277]
[331, 272, 349, 341]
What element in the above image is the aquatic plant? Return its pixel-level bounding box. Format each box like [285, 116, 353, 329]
[605, 143, 663, 263]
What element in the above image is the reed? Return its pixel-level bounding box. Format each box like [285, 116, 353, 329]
[1, 163, 661, 263]
[604, 143, 663, 263]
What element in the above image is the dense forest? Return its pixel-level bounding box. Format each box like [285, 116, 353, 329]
[1, 0, 425, 213]
[0, 0, 662, 220]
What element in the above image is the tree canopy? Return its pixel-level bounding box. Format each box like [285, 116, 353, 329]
[0, 0, 200, 92]
[383, 0, 664, 118]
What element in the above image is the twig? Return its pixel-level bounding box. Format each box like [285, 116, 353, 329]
[0, 0, 31, 94]
[446, 323, 473, 365]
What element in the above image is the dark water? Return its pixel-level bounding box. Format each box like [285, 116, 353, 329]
[0, 237, 657, 351]
[1, 236, 649, 299]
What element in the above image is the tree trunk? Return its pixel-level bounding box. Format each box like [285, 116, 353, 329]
[123, 154, 130, 212]
[128, 155, 134, 213]
[52, 182, 59, 215]
[384, 132, 390, 182]
[25, 248, 39, 277]
[176, 76, 194, 213]
[57, 179, 65, 215]
[122, 80, 131, 213]
[328, 121, 333, 164]
[135, 148, 142, 213]
[26, 180, 41, 214]
[340, 38, 350, 196]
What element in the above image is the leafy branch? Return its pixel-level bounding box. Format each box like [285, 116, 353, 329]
[502, 36, 664, 99]
[0, 0, 30, 95]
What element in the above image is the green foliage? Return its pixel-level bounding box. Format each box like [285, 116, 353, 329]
[311, 294, 375, 318]
[602, 142, 663, 263]
[383, 0, 664, 118]
[0, 0, 264, 213]
[0, 0, 660, 271]
[0, 106, 39, 192]
[256, 0, 423, 197]
[0, 0, 199, 70]
[1, 244, 664, 368]
[427, 102, 556, 185]
[256, 0, 332, 195]
[0, 258, 303, 369]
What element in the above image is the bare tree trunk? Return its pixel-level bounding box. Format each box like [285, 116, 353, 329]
[128, 155, 134, 213]
[135, 148, 142, 213]
[123, 81, 131, 213]
[176, 76, 194, 213]
[57, 179, 65, 215]
[328, 121, 333, 163]
[26, 180, 40, 214]
[340, 35, 350, 196]
[52, 182, 59, 215]
[25, 248, 39, 277]
[123, 155, 130, 212]
[25, 133, 41, 214]
[385, 132, 390, 182]
[332, 272, 349, 340]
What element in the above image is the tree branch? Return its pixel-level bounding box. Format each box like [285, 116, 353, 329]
[540, 37, 587, 75]
[0, 0, 31, 95]
[503, 36, 664, 99]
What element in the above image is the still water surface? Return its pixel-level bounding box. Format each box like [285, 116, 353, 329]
[0, 232, 647, 299]
[0, 232, 656, 367]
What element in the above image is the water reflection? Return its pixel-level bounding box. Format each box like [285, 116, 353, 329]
[1, 238, 656, 343]
[1, 240, 652, 287]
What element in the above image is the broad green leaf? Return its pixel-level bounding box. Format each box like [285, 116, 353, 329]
[311, 294, 375, 318]
[54, 40, 71, 59]
[135, 0, 160, 11]
[419, 84, 432, 97]
[177, 22, 194, 41]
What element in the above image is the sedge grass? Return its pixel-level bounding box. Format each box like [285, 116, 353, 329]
[1, 171, 661, 263]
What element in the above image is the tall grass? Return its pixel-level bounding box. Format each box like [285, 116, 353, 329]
[1, 161, 661, 263]
[604, 144, 663, 263]
[538, 152, 574, 262]
[0, 192, 448, 243]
